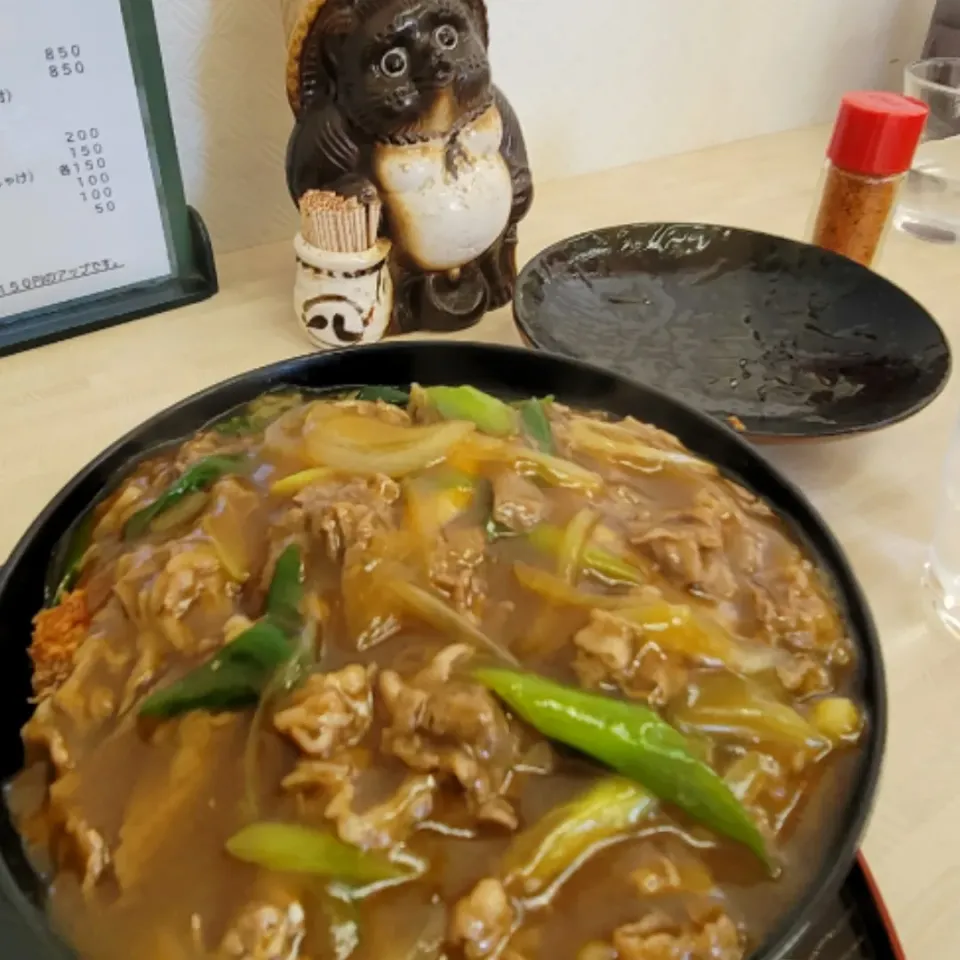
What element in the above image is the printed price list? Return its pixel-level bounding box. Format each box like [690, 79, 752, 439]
[0, 2, 172, 320]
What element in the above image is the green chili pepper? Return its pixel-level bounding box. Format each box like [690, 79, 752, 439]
[139, 620, 292, 718]
[124, 454, 247, 540]
[226, 823, 408, 883]
[424, 385, 518, 437]
[474, 668, 771, 867]
[503, 777, 656, 896]
[528, 523, 648, 585]
[356, 385, 411, 406]
[46, 510, 95, 607]
[518, 398, 555, 454]
[265, 544, 304, 636]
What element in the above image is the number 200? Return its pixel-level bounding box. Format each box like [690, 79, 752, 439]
[65, 128, 99, 144]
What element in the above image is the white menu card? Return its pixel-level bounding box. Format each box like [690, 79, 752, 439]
[0, 0, 173, 320]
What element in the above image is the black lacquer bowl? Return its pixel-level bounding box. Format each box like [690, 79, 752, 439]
[513, 223, 951, 440]
[0, 343, 886, 959]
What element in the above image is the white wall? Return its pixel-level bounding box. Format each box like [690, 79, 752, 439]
[153, 0, 936, 254]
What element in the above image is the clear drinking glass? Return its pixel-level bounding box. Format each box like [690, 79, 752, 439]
[894, 57, 960, 244]
[926, 418, 960, 635]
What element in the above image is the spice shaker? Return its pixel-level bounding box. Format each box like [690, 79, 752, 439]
[810, 91, 929, 267]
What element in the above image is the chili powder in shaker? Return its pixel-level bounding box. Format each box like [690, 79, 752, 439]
[810, 91, 928, 267]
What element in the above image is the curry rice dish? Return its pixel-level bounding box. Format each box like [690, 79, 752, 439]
[9, 384, 865, 960]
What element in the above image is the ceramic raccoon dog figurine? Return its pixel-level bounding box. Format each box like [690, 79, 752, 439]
[283, 0, 533, 341]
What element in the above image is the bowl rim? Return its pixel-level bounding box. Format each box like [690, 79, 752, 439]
[0, 341, 886, 960]
[511, 220, 952, 440]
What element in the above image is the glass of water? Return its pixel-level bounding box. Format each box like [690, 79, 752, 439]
[895, 57, 960, 245]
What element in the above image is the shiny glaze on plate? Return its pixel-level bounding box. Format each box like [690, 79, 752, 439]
[513, 223, 951, 440]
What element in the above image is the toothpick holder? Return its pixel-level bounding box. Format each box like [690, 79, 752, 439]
[293, 234, 394, 350]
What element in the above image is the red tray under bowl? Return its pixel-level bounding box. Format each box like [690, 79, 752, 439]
[790, 854, 905, 960]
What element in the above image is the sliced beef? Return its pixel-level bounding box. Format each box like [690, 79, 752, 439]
[450, 878, 516, 960]
[334, 398, 413, 427]
[611, 906, 744, 960]
[745, 554, 845, 655]
[219, 900, 306, 960]
[775, 654, 831, 699]
[428, 527, 488, 618]
[22, 625, 138, 772]
[174, 431, 245, 471]
[616, 416, 694, 453]
[722, 479, 774, 521]
[21, 698, 73, 775]
[595, 483, 656, 527]
[274, 665, 375, 759]
[160, 543, 239, 622]
[628, 489, 740, 601]
[573, 610, 688, 707]
[723, 751, 799, 837]
[325, 773, 436, 850]
[577, 944, 618, 960]
[626, 479, 850, 669]
[282, 751, 434, 850]
[56, 811, 111, 894]
[492, 471, 546, 533]
[113, 541, 239, 656]
[281, 753, 362, 796]
[296, 474, 400, 560]
[628, 841, 715, 897]
[379, 645, 518, 828]
[259, 506, 310, 595]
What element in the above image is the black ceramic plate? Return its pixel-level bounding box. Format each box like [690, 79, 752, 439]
[513, 223, 951, 440]
[0, 344, 885, 960]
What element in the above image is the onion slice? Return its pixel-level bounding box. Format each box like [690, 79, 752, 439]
[306, 415, 476, 477]
[387, 580, 518, 665]
[567, 419, 714, 475]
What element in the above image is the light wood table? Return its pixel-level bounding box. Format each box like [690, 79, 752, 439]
[2, 124, 958, 957]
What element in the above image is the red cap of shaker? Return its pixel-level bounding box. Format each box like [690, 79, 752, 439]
[826, 91, 929, 177]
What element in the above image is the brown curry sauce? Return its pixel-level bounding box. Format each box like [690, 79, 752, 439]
[10, 390, 863, 960]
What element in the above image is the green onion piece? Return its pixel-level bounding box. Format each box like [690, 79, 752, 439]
[485, 517, 518, 542]
[140, 544, 316, 717]
[424, 386, 518, 437]
[124, 454, 247, 540]
[138, 620, 292, 718]
[528, 523, 648, 585]
[47, 510, 95, 606]
[265, 544, 304, 636]
[503, 777, 656, 896]
[355, 385, 411, 405]
[519, 398, 555, 454]
[213, 391, 304, 436]
[140, 546, 306, 720]
[213, 415, 257, 437]
[226, 823, 407, 883]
